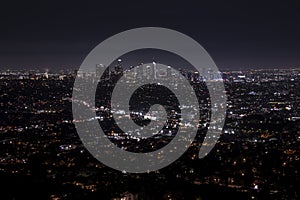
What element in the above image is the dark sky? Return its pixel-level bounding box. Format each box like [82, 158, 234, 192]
[1, 0, 300, 70]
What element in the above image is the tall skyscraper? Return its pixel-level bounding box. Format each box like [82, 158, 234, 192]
[96, 64, 103, 78]
[96, 64, 110, 80]
[115, 58, 123, 76]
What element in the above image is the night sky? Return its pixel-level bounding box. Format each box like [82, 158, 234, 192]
[1, 0, 300, 70]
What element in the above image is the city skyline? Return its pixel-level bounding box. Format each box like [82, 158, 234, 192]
[0, 67, 298, 199]
[0, 1, 299, 199]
